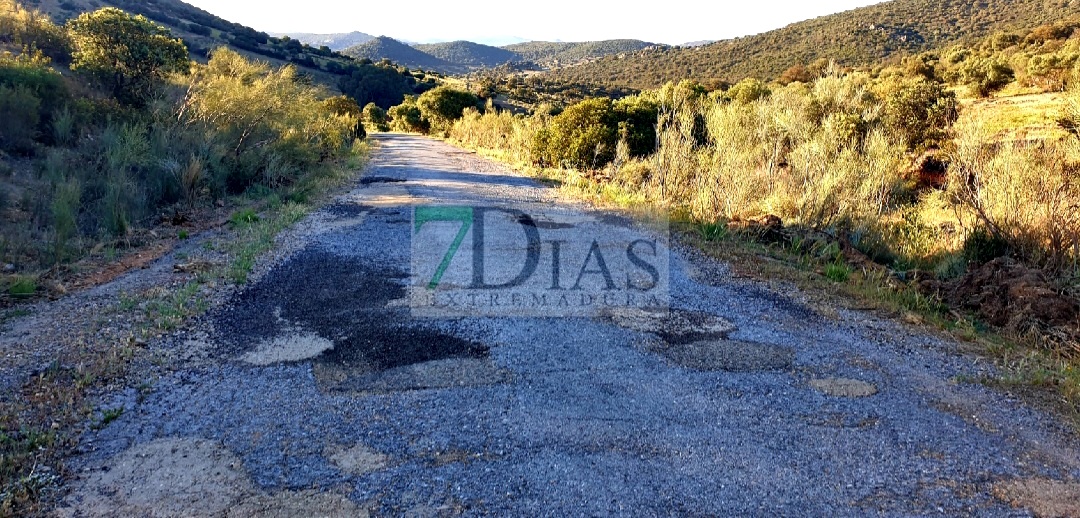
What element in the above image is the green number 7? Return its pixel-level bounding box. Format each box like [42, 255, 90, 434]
[414, 206, 473, 289]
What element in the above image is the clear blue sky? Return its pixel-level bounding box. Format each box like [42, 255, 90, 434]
[183, 1, 887, 45]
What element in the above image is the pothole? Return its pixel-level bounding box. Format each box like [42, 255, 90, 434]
[214, 250, 502, 393]
[651, 339, 794, 371]
[515, 214, 576, 229]
[359, 176, 406, 185]
[315, 357, 507, 394]
[324, 203, 369, 218]
[604, 307, 737, 343]
[808, 377, 878, 397]
[57, 438, 366, 518]
[239, 331, 335, 366]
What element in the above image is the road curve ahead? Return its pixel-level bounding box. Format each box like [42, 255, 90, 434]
[64, 134, 1079, 516]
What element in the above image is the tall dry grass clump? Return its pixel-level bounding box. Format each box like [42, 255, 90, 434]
[949, 116, 1080, 271]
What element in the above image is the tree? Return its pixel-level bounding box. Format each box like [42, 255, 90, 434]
[388, 96, 428, 133]
[881, 77, 958, 151]
[324, 95, 365, 139]
[416, 86, 480, 131]
[613, 95, 658, 158]
[363, 102, 389, 131]
[531, 97, 617, 169]
[959, 57, 1014, 97]
[67, 7, 189, 105]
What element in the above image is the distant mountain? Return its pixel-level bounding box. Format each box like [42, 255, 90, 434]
[345, 36, 463, 73]
[271, 31, 375, 51]
[503, 39, 662, 66]
[414, 41, 518, 68]
[545, 0, 1080, 89]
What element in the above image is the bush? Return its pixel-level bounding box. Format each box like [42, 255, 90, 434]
[959, 57, 1014, 97]
[388, 97, 428, 133]
[0, 0, 71, 61]
[613, 95, 658, 158]
[67, 8, 190, 105]
[0, 84, 40, 153]
[0, 51, 69, 137]
[182, 48, 356, 192]
[50, 178, 81, 262]
[416, 86, 480, 131]
[725, 78, 770, 103]
[531, 97, 617, 169]
[962, 226, 1011, 264]
[880, 77, 958, 150]
[949, 121, 1080, 267]
[363, 102, 389, 131]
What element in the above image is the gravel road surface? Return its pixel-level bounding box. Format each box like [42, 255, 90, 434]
[57, 134, 1080, 516]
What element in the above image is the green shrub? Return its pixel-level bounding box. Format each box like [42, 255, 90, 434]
[388, 97, 428, 133]
[949, 124, 1080, 267]
[51, 106, 76, 146]
[0, 84, 40, 153]
[613, 95, 658, 158]
[0, 0, 71, 61]
[531, 97, 617, 170]
[7, 275, 36, 297]
[880, 77, 958, 151]
[0, 51, 68, 119]
[182, 48, 355, 193]
[50, 179, 81, 262]
[958, 57, 1014, 97]
[363, 102, 389, 131]
[417, 86, 481, 132]
[725, 78, 770, 104]
[67, 8, 189, 105]
[824, 261, 851, 282]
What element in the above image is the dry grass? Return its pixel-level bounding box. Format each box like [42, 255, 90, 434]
[957, 91, 1069, 142]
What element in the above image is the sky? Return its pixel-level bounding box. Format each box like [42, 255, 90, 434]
[182, 0, 887, 46]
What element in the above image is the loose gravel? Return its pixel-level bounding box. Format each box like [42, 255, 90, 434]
[47, 134, 1080, 516]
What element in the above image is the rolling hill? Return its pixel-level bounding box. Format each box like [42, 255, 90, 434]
[503, 39, 663, 66]
[271, 31, 375, 51]
[414, 40, 518, 68]
[344, 36, 463, 73]
[544, 0, 1080, 89]
[342, 37, 665, 74]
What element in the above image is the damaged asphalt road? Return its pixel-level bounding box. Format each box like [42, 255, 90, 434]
[60, 134, 1079, 516]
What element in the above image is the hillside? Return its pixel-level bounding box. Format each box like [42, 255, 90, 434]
[345, 36, 464, 73]
[19, 0, 361, 84]
[504, 39, 661, 66]
[544, 0, 1080, 88]
[342, 37, 664, 74]
[414, 40, 518, 68]
[272, 31, 375, 50]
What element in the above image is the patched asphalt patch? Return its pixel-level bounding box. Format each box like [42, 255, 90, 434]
[605, 308, 737, 344]
[324, 203, 370, 218]
[650, 339, 794, 372]
[359, 176, 406, 185]
[211, 249, 498, 392]
[808, 377, 878, 397]
[515, 214, 576, 229]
